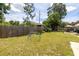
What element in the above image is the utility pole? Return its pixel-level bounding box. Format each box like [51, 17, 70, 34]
[39, 10, 40, 24]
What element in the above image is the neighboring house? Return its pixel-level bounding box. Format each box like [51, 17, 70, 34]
[65, 21, 79, 32]
[74, 23, 79, 33]
[74, 23, 79, 29]
[65, 25, 74, 32]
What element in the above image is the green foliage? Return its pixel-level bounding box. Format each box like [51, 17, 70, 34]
[14, 21, 20, 26]
[23, 3, 35, 27]
[60, 22, 68, 28]
[48, 3, 67, 19]
[43, 12, 61, 31]
[22, 21, 36, 27]
[9, 20, 15, 25]
[0, 19, 37, 27]
[0, 19, 4, 23]
[0, 3, 10, 13]
[0, 20, 20, 26]
[0, 3, 10, 23]
[43, 20, 49, 27]
[23, 3, 35, 23]
[9, 20, 20, 26]
[0, 22, 10, 26]
[44, 27, 52, 32]
[44, 3, 67, 32]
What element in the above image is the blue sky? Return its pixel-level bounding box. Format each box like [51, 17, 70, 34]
[4, 3, 79, 23]
[63, 3, 79, 23]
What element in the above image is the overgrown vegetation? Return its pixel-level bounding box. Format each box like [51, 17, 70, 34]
[0, 32, 79, 56]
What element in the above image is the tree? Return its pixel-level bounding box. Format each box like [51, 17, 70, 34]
[22, 20, 36, 27]
[23, 3, 35, 26]
[14, 21, 20, 26]
[0, 3, 10, 23]
[43, 3, 67, 31]
[43, 12, 61, 31]
[60, 22, 68, 28]
[9, 20, 20, 26]
[47, 3, 67, 19]
[9, 20, 15, 25]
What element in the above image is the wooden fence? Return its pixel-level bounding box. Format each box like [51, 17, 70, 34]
[0, 25, 31, 38]
[0, 25, 44, 38]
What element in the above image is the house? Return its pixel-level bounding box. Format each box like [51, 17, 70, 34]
[65, 21, 79, 32]
[74, 23, 79, 33]
[65, 25, 74, 32]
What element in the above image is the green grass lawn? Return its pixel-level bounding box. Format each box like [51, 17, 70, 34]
[0, 32, 79, 56]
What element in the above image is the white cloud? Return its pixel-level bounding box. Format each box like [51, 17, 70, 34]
[11, 4, 22, 12]
[50, 3, 53, 6]
[50, 3, 77, 12]
[62, 16, 79, 23]
[66, 6, 77, 12]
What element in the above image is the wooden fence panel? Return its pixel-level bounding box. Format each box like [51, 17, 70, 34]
[0, 25, 44, 38]
[0, 25, 30, 38]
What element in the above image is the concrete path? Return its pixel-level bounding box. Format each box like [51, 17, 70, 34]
[70, 42, 79, 56]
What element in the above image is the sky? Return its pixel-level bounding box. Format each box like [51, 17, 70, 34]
[63, 3, 79, 23]
[4, 3, 79, 23]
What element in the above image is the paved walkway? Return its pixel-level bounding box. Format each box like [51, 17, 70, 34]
[64, 32, 79, 56]
[70, 42, 79, 56]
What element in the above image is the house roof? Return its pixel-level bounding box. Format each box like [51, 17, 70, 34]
[65, 25, 73, 27]
[74, 23, 79, 27]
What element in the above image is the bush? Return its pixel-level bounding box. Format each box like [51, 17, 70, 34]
[44, 27, 52, 32]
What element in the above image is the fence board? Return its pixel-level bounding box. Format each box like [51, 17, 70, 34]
[0, 25, 44, 38]
[0, 25, 29, 38]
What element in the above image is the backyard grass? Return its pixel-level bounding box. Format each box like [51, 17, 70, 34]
[0, 32, 79, 56]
